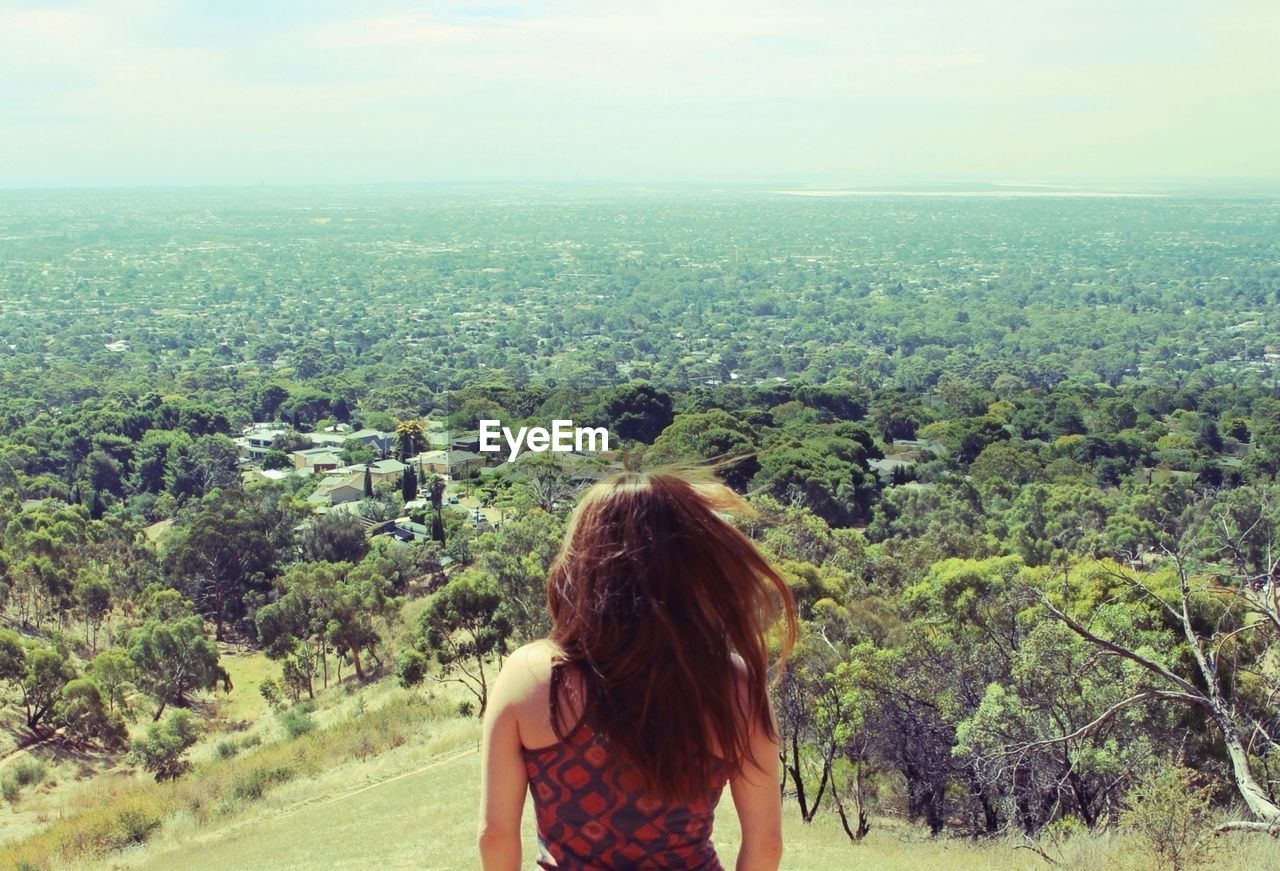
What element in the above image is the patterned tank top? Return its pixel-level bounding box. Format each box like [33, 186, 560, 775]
[521, 666, 730, 870]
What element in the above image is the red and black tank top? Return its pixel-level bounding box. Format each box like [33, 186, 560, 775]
[521, 665, 730, 870]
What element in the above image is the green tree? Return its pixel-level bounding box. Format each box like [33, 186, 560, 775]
[969, 440, 1044, 502]
[131, 709, 202, 781]
[73, 570, 112, 654]
[869, 391, 929, 442]
[128, 609, 224, 720]
[13, 643, 78, 735]
[88, 648, 134, 715]
[57, 678, 127, 749]
[261, 449, 292, 471]
[650, 409, 759, 490]
[601, 381, 674, 443]
[428, 475, 446, 512]
[401, 464, 418, 503]
[472, 509, 564, 642]
[395, 419, 427, 460]
[327, 561, 400, 681]
[162, 488, 292, 639]
[256, 561, 344, 694]
[301, 512, 368, 564]
[418, 571, 511, 714]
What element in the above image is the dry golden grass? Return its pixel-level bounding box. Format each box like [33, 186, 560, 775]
[3, 657, 1278, 871]
[0, 686, 461, 871]
[80, 744, 1280, 871]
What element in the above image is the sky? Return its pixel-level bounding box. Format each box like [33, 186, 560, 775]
[0, 0, 1277, 187]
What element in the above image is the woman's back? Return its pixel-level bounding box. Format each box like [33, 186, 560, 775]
[521, 655, 729, 869]
[478, 467, 794, 871]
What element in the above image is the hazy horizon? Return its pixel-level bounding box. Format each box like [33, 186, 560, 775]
[2, 0, 1277, 189]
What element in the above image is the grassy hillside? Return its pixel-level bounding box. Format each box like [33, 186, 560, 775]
[3, 655, 1279, 870]
[81, 739, 1280, 871]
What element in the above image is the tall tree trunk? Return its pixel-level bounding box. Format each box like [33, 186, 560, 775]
[1037, 563, 1280, 828]
[833, 765, 871, 842]
[476, 655, 489, 714]
[789, 732, 811, 820]
[804, 748, 835, 823]
[1218, 706, 1280, 822]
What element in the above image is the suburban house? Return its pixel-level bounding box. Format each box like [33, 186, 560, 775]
[411, 450, 485, 477]
[328, 458, 409, 487]
[348, 429, 395, 456]
[292, 447, 343, 473]
[241, 468, 293, 485]
[307, 473, 365, 508]
[234, 423, 288, 459]
[451, 434, 483, 453]
[378, 517, 432, 543]
[307, 431, 352, 449]
[868, 456, 916, 484]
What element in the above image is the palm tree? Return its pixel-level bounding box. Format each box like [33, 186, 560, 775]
[428, 475, 446, 513]
[395, 419, 427, 461]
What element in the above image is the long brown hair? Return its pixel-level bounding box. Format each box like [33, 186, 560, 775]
[546, 464, 797, 803]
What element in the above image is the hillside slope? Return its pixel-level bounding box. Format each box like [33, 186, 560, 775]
[18, 689, 1278, 871]
[107, 745, 1023, 871]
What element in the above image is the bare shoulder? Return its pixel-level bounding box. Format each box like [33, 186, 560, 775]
[726, 653, 773, 728]
[493, 639, 559, 705]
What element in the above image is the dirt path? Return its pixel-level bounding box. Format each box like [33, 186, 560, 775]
[125, 745, 486, 870]
[265, 746, 477, 824]
[0, 729, 62, 765]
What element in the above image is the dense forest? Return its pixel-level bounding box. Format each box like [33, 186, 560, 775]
[2, 187, 1280, 865]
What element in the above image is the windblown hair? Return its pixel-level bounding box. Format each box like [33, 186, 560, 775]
[546, 464, 798, 803]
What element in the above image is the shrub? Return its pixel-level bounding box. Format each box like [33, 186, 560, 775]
[112, 804, 161, 848]
[12, 759, 47, 788]
[58, 679, 128, 750]
[130, 709, 202, 781]
[259, 677, 284, 711]
[396, 648, 427, 688]
[279, 706, 316, 739]
[1120, 761, 1220, 871]
[230, 765, 295, 802]
[2, 777, 20, 804]
[214, 740, 240, 760]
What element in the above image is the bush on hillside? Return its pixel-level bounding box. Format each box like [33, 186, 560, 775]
[1120, 762, 1220, 871]
[279, 706, 316, 739]
[396, 648, 427, 688]
[12, 759, 47, 788]
[130, 709, 202, 782]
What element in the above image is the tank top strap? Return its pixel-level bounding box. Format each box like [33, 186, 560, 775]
[549, 660, 593, 740]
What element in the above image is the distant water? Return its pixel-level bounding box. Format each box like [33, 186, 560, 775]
[771, 189, 1165, 198]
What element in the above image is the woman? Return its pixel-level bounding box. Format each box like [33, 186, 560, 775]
[478, 466, 798, 870]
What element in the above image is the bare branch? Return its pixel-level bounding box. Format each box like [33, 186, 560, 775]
[1214, 820, 1280, 837]
[1014, 841, 1060, 866]
[1033, 589, 1209, 703]
[1001, 690, 1204, 756]
[1214, 621, 1267, 657]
